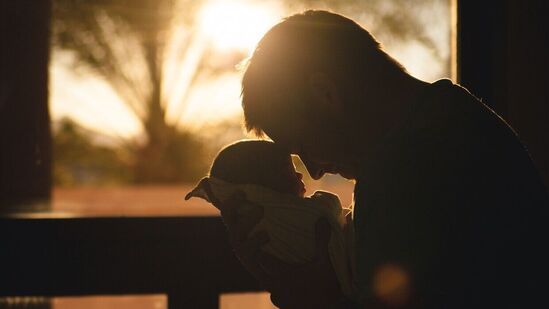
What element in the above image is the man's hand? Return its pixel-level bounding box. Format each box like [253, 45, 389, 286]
[214, 192, 343, 309]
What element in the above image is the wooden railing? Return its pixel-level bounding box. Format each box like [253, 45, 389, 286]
[0, 215, 262, 308]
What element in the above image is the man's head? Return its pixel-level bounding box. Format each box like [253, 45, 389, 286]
[210, 140, 306, 197]
[241, 10, 408, 180]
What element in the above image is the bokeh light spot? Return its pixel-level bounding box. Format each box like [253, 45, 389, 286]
[373, 263, 411, 306]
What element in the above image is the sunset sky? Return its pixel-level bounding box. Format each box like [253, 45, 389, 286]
[49, 0, 452, 140]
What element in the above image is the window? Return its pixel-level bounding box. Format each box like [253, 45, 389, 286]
[1, 1, 454, 308]
[49, 0, 454, 217]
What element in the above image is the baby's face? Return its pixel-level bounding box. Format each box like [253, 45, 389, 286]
[274, 157, 306, 197]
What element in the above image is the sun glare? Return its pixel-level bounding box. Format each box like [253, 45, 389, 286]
[199, 0, 281, 51]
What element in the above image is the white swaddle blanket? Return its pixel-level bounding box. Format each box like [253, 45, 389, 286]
[185, 176, 355, 297]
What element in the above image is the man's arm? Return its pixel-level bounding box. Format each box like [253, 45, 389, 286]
[215, 193, 345, 309]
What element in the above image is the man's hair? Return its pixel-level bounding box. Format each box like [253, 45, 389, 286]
[210, 140, 291, 189]
[241, 10, 406, 136]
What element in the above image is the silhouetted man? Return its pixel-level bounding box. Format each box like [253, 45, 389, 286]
[221, 10, 548, 308]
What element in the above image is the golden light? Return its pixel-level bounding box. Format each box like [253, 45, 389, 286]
[373, 263, 411, 306]
[198, 0, 282, 52]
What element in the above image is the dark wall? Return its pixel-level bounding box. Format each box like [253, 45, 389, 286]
[458, 0, 549, 188]
[0, 0, 52, 207]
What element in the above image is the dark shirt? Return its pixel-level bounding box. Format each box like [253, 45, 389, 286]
[353, 79, 549, 308]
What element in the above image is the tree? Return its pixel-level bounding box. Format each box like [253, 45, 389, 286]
[53, 118, 133, 185]
[51, 0, 210, 183]
[50, 0, 449, 183]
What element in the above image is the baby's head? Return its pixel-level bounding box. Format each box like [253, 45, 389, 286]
[210, 140, 306, 197]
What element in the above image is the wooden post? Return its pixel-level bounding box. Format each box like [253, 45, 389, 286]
[0, 0, 52, 209]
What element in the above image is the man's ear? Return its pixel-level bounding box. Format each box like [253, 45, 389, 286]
[308, 72, 342, 110]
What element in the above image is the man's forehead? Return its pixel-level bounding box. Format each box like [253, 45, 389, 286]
[263, 126, 301, 152]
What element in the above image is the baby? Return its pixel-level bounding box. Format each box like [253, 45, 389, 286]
[185, 140, 354, 296]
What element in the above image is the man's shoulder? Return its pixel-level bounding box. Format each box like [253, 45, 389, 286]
[356, 78, 544, 198]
